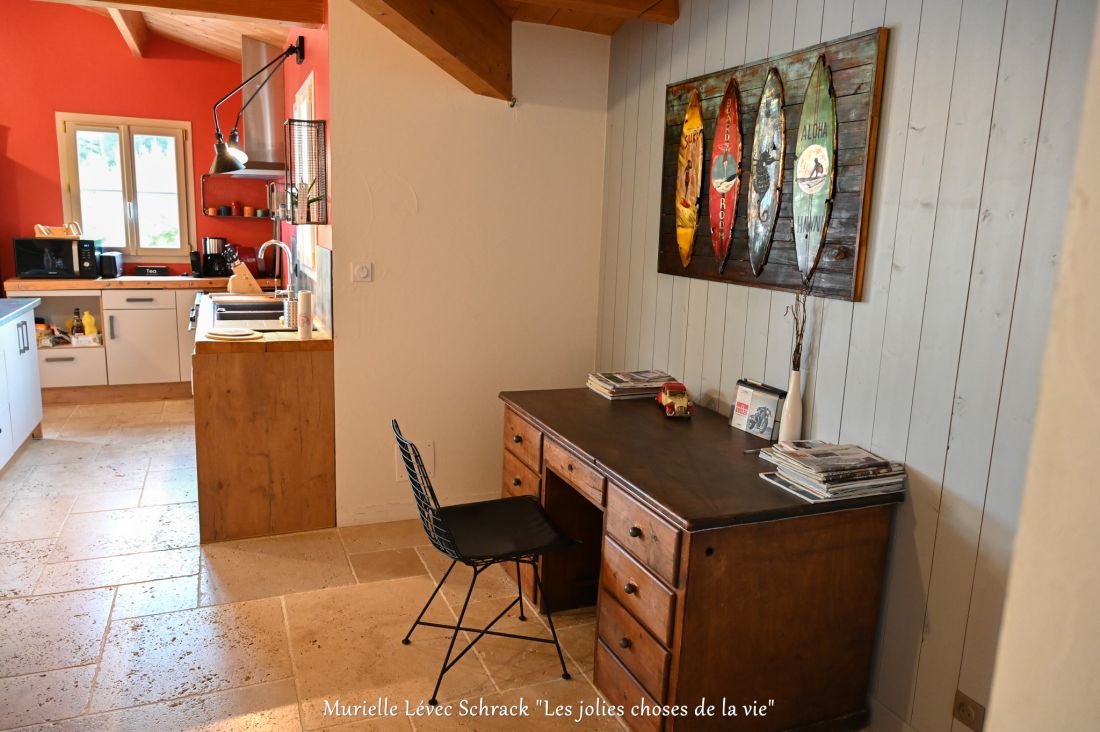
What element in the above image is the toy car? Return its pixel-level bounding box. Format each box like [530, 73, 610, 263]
[657, 382, 695, 417]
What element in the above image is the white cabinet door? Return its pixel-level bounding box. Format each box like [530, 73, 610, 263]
[3, 312, 43, 442]
[0, 349, 15, 467]
[105, 308, 181, 384]
[175, 291, 201, 384]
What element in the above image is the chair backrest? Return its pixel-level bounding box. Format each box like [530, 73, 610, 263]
[391, 419, 461, 560]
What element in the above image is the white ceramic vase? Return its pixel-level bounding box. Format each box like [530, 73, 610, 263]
[778, 370, 802, 442]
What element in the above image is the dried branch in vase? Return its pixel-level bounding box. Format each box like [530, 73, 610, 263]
[787, 284, 809, 372]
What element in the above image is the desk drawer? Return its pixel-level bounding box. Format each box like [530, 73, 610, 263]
[598, 591, 670, 701]
[102, 290, 176, 310]
[594, 641, 662, 732]
[544, 439, 605, 507]
[503, 408, 542, 471]
[601, 537, 675, 646]
[502, 449, 540, 499]
[606, 483, 682, 587]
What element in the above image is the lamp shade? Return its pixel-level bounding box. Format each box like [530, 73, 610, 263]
[225, 129, 248, 164]
[210, 141, 245, 174]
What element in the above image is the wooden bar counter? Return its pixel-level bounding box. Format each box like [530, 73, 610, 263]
[192, 295, 335, 542]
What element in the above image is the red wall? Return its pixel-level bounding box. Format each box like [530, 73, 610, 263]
[0, 0, 274, 280]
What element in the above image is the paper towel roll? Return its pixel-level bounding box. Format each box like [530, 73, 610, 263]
[297, 291, 313, 340]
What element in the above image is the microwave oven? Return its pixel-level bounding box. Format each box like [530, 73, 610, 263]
[13, 238, 99, 278]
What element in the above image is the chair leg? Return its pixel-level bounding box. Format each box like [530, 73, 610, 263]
[515, 560, 527, 621]
[531, 560, 571, 680]
[430, 565, 480, 706]
[403, 559, 456, 645]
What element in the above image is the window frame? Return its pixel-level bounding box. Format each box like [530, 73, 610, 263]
[56, 112, 196, 261]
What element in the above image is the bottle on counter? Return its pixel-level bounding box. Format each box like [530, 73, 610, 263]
[70, 308, 84, 336]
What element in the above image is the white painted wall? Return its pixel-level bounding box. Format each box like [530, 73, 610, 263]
[329, 4, 610, 523]
[985, 9, 1100, 729]
[595, 1, 1095, 730]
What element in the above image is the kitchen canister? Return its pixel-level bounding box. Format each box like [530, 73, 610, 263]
[297, 291, 313, 340]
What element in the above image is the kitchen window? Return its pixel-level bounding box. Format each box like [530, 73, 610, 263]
[57, 113, 194, 259]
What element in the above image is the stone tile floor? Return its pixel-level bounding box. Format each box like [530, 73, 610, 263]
[0, 400, 610, 731]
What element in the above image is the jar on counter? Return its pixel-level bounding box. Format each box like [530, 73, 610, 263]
[230, 200, 242, 217]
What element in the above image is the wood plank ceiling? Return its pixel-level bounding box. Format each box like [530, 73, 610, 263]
[42, 0, 678, 94]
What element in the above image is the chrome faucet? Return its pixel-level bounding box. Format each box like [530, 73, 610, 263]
[258, 239, 296, 299]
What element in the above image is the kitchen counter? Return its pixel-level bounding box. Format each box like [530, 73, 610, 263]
[4, 276, 279, 292]
[0, 298, 41, 327]
[192, 294, 332, 354]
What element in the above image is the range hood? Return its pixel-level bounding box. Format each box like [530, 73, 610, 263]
[227, 37, 288, 178]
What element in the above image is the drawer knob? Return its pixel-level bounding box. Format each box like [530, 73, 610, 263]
[512, 434, 523, 444]
[512, 477, 522, 487]
[618, 637, 632, 649]
[567, 463, 574, 472]
[623, 582, 637, 595]
[628, 526, 642, 538]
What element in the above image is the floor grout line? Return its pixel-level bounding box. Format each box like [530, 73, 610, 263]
[279, 594, 310, 732]
[80, 585, 118, 716]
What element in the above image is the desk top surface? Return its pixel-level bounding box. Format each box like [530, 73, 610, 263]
[500, 388, 903, 531]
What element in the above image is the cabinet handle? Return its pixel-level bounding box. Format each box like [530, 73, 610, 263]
[623, 582, 637, 595]
[18, 322, 27, 354]
[512, 434, 523, 444]
[628, 526, 642, 538]
[45, 356, 75, 363]
[512, 477, 522, 487]
[125, 297, 154, 303]
[108, 315, 116, 340]
[618, 637, 632, 649]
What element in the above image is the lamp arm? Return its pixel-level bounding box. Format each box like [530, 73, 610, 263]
[232, 59, 289, 134]
[212, 37, 304, 140]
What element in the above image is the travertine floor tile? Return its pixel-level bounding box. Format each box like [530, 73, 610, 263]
[199, 530, 355, 606]
[111, 574, 199, 620]
[35, 548, 199, 595]
[416, 547, 518, 607]
[71, 490, 142, 513]
[0, 588, 113, 676]
[411, 677, 622, 731]
[6, 439, 101, 470]
[71, 401, 165, 418]
[20, 678, 301, 732]
[556, 623, 596, 679]
[55, 416, 116, 443]
[545, 605, 598, 629]
[319, 717, 413, 731]
[42, 404, 76, 422]
[285, 577, 492, 729]
[89, 597, 293, 711]
[339, 520, 427, 553]
[470, 616, 574, 693]
[161, 399, 196, 423]
[349, 547, 428, 584]
[139, 468, 198, 506]
[0, 539, 53, 598]
[0, 665, 96, 728]
[0, 496, 75, 542]
[21, 460, 149, 498]
[50, 503, 198, 562]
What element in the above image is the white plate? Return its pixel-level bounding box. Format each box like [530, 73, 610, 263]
[206, 327, 260, 339]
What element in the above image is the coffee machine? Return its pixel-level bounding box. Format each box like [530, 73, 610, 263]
[201, 238, 230, 277]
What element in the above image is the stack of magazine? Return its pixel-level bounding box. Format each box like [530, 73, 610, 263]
[586, 370, 673, 400]
[758, 440, 905, 502]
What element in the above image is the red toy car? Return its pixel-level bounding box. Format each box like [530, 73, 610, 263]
[657, 382, 695, 417]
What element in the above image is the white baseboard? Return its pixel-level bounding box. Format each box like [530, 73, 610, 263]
[868, 696, 916, 732]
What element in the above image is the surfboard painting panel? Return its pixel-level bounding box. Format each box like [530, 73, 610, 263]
[675, 87, 704, 268]
[793, 56, 837, 282]
[709, 78, 742, 274]
[747, 68, 785, 277]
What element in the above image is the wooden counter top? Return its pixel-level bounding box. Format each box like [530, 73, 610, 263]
[193, 295, 332, 354]
[4, 276, 278, 292]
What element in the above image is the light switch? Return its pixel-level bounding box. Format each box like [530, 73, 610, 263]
[352, 262, 373, 283]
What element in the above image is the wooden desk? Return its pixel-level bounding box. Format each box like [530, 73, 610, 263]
[499, 389, 901, 732]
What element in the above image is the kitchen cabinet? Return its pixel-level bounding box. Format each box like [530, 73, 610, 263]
[3, 311, 43, 443]
[105, 307, 181, 384]
[0, 356, 15, 468]
[175, 291, 202, 385]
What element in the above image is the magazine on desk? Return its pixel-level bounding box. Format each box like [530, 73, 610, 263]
[758, 440, 906, 503]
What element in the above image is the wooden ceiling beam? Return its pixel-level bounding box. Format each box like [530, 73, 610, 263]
[350, 0, 513, 101]
[38, 0, 324, 28]
[505, 0, 678, 23]
[107, 8, 149, 57]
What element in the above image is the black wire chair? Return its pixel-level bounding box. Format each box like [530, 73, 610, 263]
[392, 419, 577, 705]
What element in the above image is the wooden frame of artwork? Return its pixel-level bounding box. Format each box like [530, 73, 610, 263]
[658, 27, 888, 301]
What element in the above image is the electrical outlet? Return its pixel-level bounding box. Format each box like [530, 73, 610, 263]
[395, 440, 434, 481]
[352, 262, 373, 283]
[953, 690, 986, 731]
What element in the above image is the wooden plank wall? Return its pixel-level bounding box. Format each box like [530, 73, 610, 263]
[594, 1, 1096, 730]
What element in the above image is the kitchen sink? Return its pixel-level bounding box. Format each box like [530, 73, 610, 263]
[216, 302, 284, 313]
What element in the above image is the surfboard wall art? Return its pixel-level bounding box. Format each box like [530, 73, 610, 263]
[747, 68, 785, 277]
[675, 87, 704, 268]
[709, 78, 742, 274]
[793, 56, 837, 282]
[657, 27, 888, 302]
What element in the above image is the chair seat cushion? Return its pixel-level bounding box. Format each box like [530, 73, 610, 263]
[439, 496, 575, 561]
